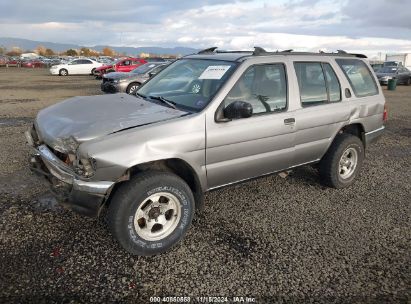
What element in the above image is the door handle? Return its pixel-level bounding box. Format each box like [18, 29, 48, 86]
[284, 118, 295, 125]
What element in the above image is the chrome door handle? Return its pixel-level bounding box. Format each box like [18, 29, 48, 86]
[284, 118, 295, 125]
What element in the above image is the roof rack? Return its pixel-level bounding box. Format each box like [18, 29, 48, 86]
[195, 47, 367, 59]
[197, 47, 218, 54]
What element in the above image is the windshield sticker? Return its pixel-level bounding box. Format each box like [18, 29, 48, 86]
[199, 65, 231, 79]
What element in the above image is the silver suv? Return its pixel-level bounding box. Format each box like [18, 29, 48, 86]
[27, 47, 386, 256]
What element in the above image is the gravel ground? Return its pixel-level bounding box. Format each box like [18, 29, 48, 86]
[0, 68, 410, 303]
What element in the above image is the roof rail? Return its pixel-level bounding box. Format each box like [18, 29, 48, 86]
[197, 47, 218, 54]
[253, 47, 267, 55]
[194, 47, 367, 59]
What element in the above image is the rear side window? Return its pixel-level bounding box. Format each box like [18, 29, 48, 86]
[336, 59, 378, 97]
[323, 63, 341, 102]
[294, 62, 341, 106]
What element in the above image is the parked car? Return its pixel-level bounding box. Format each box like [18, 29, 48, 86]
[101, 62, 169, 94]
[49, 58, 103, 76]
[6, 57, 21, 67]
[0, 56, 8, 66]
[376, 66, 411, 85]
[27, 48, 386, 256]
[383, 61, 403, 67]
[22, 59, 44, 68]
[371, 63, 383, 72]
[94, 58, 147, 78]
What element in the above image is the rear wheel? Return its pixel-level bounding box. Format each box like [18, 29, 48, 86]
[126, 82, 141, 94]
[59, 69, 68, 76]
[107, 171, 195, 256]
[319, 133, 364, 188]
[91, 68, 96, 75]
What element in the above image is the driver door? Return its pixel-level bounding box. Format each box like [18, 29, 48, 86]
[205, 63, 296, 189]
[117, 60, 131, 72]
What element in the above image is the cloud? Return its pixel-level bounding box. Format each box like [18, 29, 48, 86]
[342, 0, 411, 30]
[0, 0, 410, 57]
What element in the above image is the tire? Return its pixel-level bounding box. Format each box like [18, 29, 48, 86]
[107, 171, 195, 256]
[406, 78, 411, 86]
[59, 69, 68, 76]
[319, 133, 364, 188]
[126, 82, 140, 94]
[91, 68, 96, 75]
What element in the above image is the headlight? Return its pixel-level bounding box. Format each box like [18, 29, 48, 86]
[113, 79, 126, 84]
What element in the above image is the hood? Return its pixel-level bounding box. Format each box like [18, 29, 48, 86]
[36, 93, 188, 151]
[104, 72, 134, 80]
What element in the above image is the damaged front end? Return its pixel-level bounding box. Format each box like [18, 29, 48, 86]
[49, 135, 96, 178]
[26, 124, 114, 217]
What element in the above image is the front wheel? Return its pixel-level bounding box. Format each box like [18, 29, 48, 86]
[59, 68, 68, 76]
[319, 133, 364, 188]
[107, 171, 195, 256]
[126, 82, 140, 94]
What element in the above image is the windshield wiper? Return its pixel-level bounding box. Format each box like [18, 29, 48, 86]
[148, 95, 178, 109]
[136, 92, 147, 99]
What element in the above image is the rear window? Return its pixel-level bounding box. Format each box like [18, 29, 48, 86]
[336, 59, 378, 97]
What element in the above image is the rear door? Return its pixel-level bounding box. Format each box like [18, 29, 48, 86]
[291, 60, 348, 166]
[205, 61, 296, 188]
[130, 59, 145, 71]
[79, 59, 94, 74]
[399, 67, 410, 83]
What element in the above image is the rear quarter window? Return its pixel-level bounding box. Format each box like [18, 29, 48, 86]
[336, 59, 378, 97]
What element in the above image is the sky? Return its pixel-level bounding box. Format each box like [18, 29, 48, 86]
[1, 0, 411, 58]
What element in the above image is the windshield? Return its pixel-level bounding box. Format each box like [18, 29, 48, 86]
[383, 62, 398, 67]
[137, 59, 238, 112]
[131, 63, 160, 74]
[379, 67, 398, 73]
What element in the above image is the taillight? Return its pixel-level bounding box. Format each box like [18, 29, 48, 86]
[383, 104, 388, 122]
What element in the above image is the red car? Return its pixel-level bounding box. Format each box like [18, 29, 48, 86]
[94, 58, 147, 78]
[6, 58, 21, 67]
[22, 60, 44, 68]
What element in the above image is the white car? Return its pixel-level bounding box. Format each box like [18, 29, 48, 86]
[50, 58, 102, 76]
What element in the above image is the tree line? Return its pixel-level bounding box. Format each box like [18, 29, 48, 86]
[0, 45, 117, 57]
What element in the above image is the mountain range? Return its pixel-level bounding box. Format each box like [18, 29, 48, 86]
[0, 37, 198, 56]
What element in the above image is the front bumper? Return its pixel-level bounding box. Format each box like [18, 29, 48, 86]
[101, 81, 127, 93]
[27, 133, 115, 217]
[49, 69, 59, 75]
[364, 126, 384, 146]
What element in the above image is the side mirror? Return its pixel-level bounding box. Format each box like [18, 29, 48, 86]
[223, 101, 253, 120]
[148, 72, 156, 78]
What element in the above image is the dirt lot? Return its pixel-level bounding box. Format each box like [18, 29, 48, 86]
[0, 68, 410, 303]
